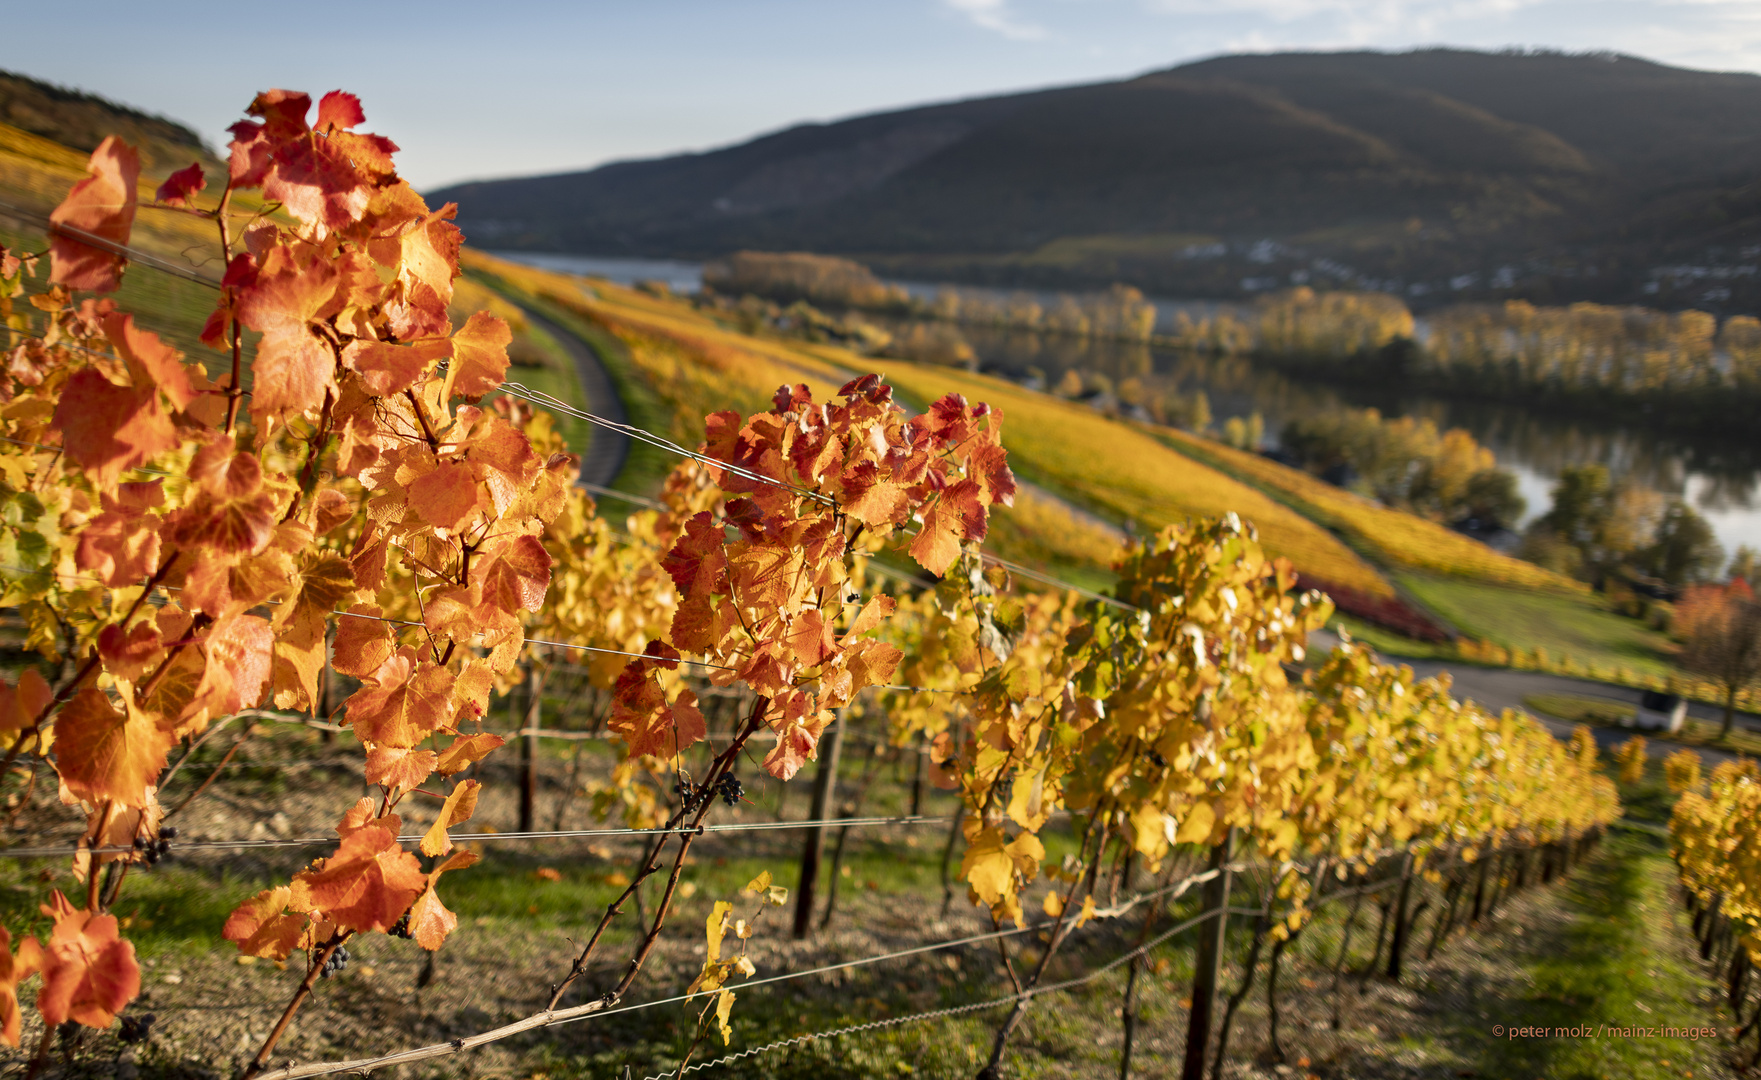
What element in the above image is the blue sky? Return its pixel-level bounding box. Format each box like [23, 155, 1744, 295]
[5, 0, 1761, 189]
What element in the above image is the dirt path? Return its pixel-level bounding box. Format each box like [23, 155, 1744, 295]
[519, 303, 630, 488]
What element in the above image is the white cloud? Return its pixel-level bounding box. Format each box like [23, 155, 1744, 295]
[945, 0, 1052, 40]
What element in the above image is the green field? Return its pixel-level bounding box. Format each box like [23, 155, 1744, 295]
[1398, 573, 1677, 677]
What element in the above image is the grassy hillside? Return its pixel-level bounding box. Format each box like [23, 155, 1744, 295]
[433, 49, 1761, 312]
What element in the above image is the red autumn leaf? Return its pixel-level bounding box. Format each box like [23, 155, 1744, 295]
[0, 927, 43, 1047]
[222, 886, 309, 960]
[55, 688, 173, 808]
[435, 733, 504, 776]
[662, 512, 729, 596]
[97, 622, 162, 683]
[154, 162, 206, 207]
[608, 666, 706, 760]
[316, 90, 366, 131]
[53, 369, 178, 489]
[331, 606, 395, 679]
[0, 669, 52, 739]
[35, 891, 140, 1029]
[289, 825, 425, 934]
[49, 136, 139, 292]
[76, 481, 163, 586]
[408, 461, 480, 532]
[234, 244, 340, 428]
[335, 797, 400, 840]
[476, 533, 553, 613]
[103, 313, 198, 411]
[445, 311, 511, 399]
[763, 721, 818, 782]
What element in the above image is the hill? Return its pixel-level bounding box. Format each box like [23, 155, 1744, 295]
[0, 68, 214, 172]
[432, 49, 1761, 314]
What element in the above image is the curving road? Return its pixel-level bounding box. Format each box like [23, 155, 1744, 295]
[1309, 630, 1755, 765]
[518, 305, 630, 488]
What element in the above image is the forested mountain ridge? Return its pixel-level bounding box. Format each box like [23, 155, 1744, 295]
[0, 68, 215, 172]
[432, 49, 1761, 312]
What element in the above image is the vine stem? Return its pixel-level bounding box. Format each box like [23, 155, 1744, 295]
[238, 932, 348, 1079]
[545, 693, 771, 1011]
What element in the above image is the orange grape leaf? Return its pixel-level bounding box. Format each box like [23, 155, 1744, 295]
[908, 497, 963, 577]
[289, 825, 425, 934]
[444, 312, 511, 400]
[608, 666, 706, 760]
[332, 606, 395, 679]
[764, 718, 817, 778]
[348, 652, 455, 746]
[844, 594, 895, 639]
[53, 369, 177, 489]
[154, 162, 206, 208]
[49, 136, 139, 293]
[0, 669, 52, 740]
[194, 614, 274, 717]
[222, 887, 309, 960]
[96, 622, 162, 683]
[335, 797, 402, 840]
[0, 927, 43, 1047]
[475, 533, 553, 613]
[55, 688, 172, 808]
[419, 778, 481, 856]
[406, 849, 479, 952]
[435, 733, 503, 776]
[343, 337, 449, 397]
[364, 746, 438, 793]
[35, 891, 139, 1028]
[840, 464, 909, 527]
[311, 488, 354, 536]
[408, 461, 480, 532]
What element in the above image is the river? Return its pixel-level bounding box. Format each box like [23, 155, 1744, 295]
[492, 252, 1761, 557]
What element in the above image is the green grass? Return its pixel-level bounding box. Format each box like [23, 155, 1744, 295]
[1398, 573, 1676, 678]
[1433, 830, 1726, 1080]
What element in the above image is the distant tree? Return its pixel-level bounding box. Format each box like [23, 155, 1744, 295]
[1461, 469, 1527, 529]
[1676, 580, 1761, 739]
[1531, 465, 1663, 588]
[1639, 500, 1725, 588]
[1730, 545, 1759, 587]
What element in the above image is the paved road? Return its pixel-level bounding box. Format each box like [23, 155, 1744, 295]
[1311, 631, 1755, 766]
[519, 305, 629, 488]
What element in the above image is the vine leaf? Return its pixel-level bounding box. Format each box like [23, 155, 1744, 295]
[289, 825, 426, 934]
[35, 891, 139, 1029]
[48, 135, 138, 292]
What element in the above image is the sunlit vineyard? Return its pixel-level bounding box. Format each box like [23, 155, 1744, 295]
[0, 86, 1714, 1080]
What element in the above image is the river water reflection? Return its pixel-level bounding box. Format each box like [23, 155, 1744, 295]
[494, 251, 1761, 556]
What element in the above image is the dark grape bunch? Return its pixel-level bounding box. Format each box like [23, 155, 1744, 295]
[389, 911, 413, 940]
[674, 777, 708, 813]
[319, 944, 351, 979]
[118, 1013, 155, 1044]
[132, 826, 178, 866]
[715, 775, 744, 807]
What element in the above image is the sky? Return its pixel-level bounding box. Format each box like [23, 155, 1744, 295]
[5, 0, 1761, 190]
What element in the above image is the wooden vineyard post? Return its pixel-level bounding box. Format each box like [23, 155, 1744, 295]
[792, 710, 845, 939]
[1385, 852, 1416, 981]
[519, 658, 545, 834]
[1180, 829, 1235, 1080]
